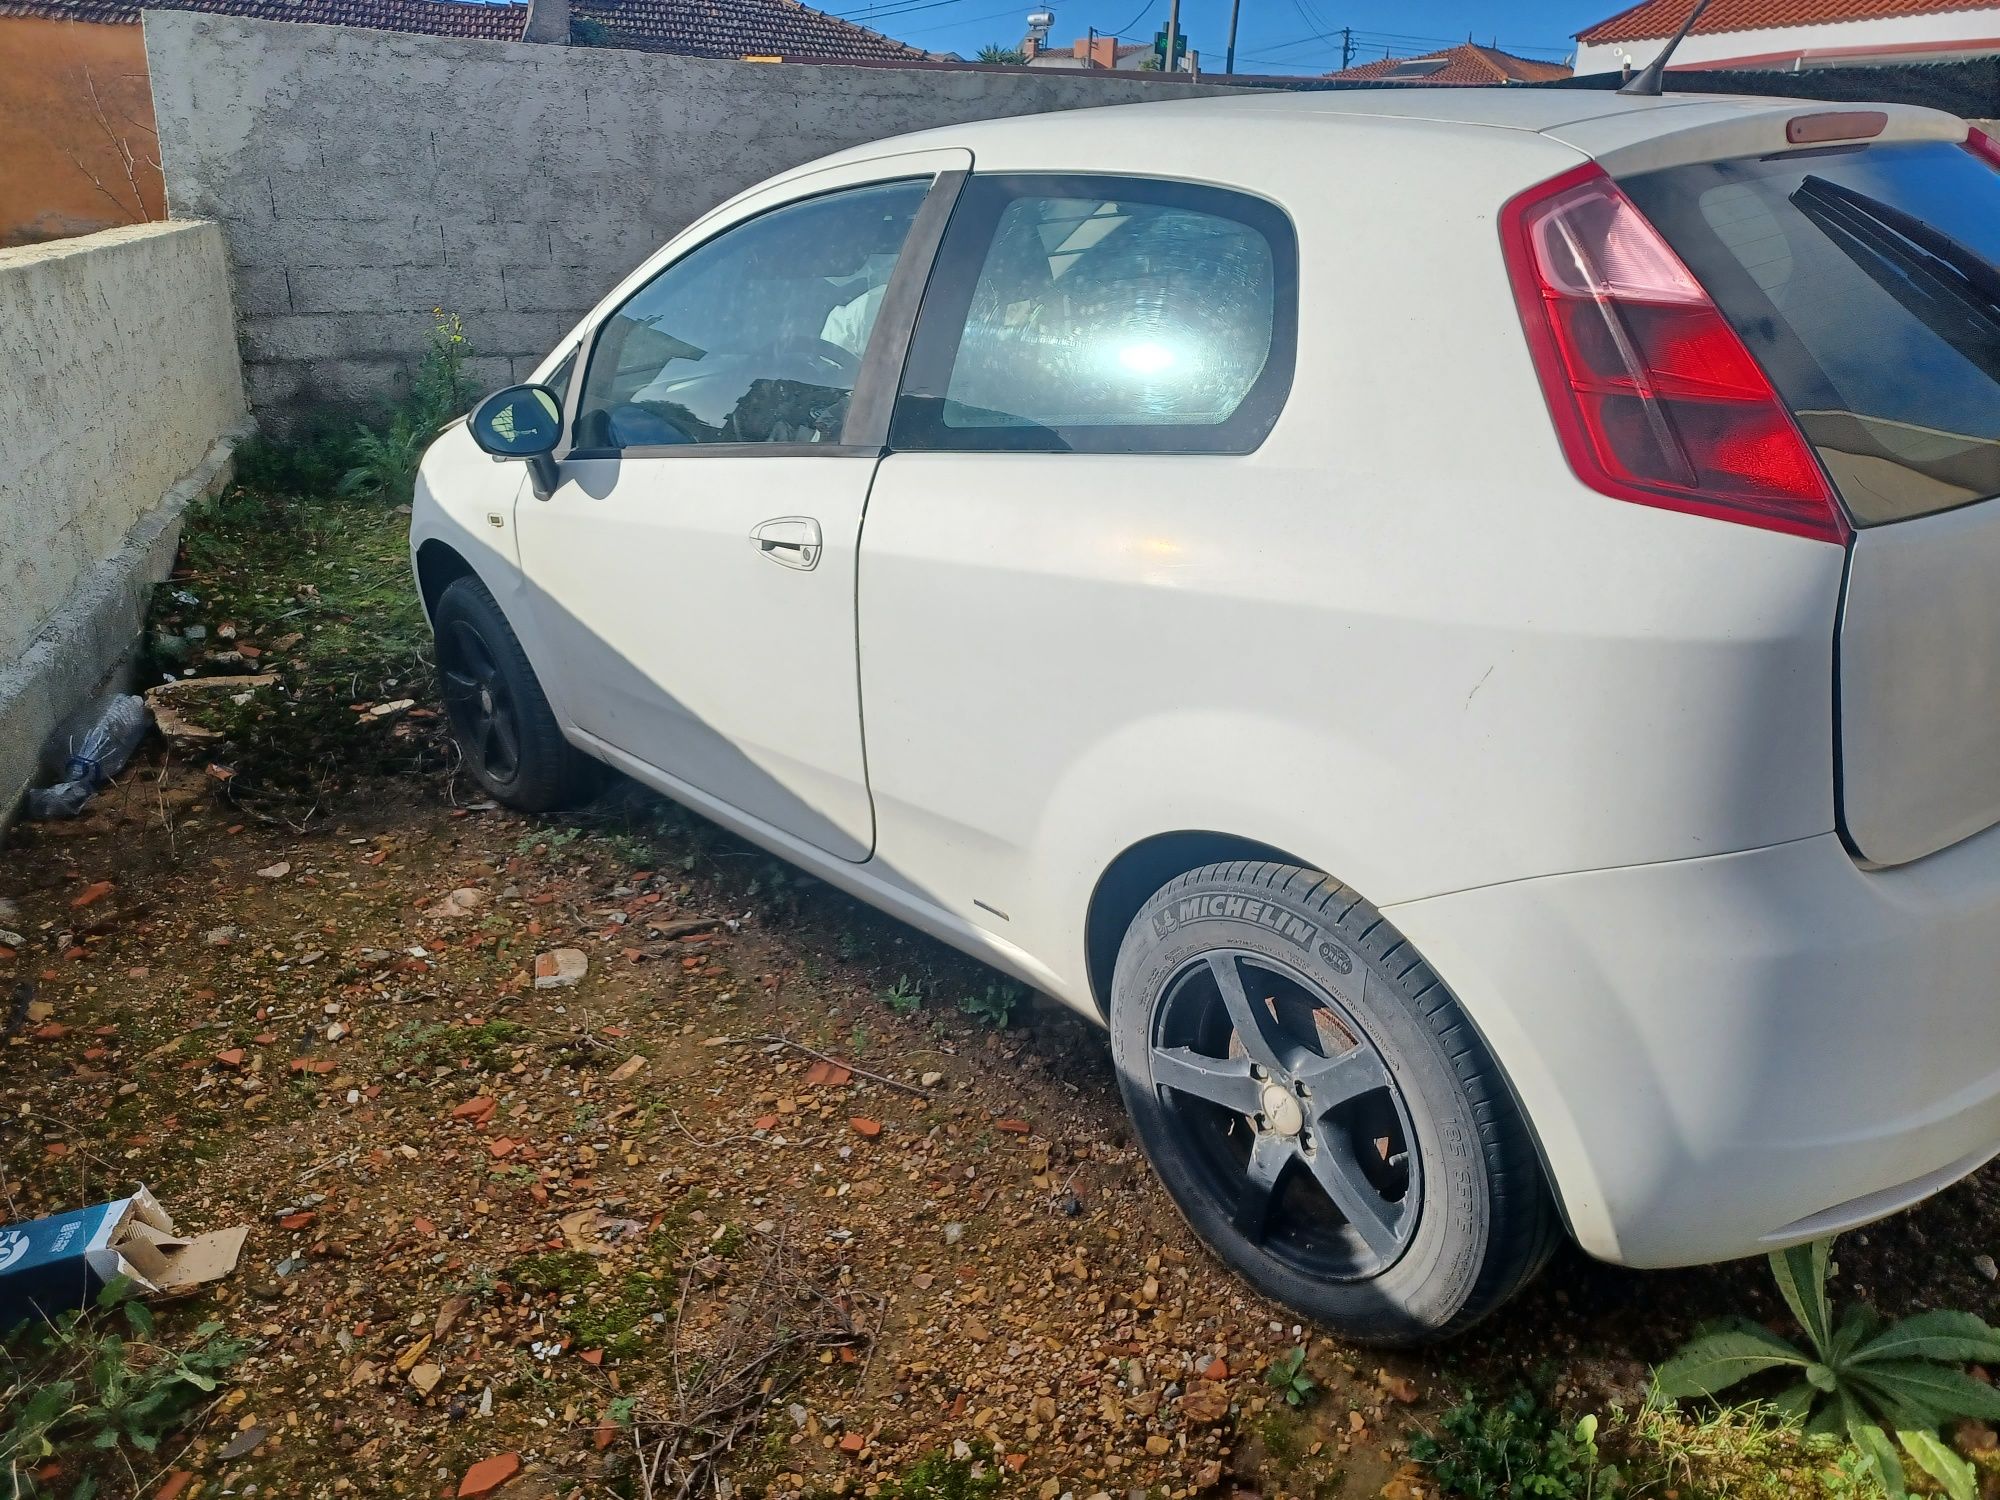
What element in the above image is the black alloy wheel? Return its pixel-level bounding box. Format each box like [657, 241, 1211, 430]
[430, 574, 599, 812]
[1110, 861, 1558, 1345]
[440, 615, 524, 788]
[1148, 949, 1420, 1280]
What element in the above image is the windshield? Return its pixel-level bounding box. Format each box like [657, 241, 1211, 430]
[1622, 140, 2000, 525]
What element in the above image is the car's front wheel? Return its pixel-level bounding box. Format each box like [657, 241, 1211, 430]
[1109, 861, 1557, 1344]
[433, 574, 598, 812]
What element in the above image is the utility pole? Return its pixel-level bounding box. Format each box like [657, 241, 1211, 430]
[1224, 0, 1239, 74]
[1339, 24, 1353, 68]
[1163, 0, 1179, 74]
[1087, 23, 1097, 65]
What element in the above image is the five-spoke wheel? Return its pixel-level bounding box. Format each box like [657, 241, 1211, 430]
[1149, 950, 1419, 1278]
[1110, 862, 1556, 1345]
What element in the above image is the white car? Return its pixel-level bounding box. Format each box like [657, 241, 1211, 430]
[412, 87, 2000, 1343]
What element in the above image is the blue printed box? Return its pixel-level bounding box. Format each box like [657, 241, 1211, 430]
[0, 1187, 247, 1328]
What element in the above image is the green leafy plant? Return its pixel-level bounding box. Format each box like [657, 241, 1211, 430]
[976, 43, 1027, 63]
[338, 311, 478, 503]
[880, 976, 924, 1015]
[2, 1277, 249, 1498]
[956, 980, 1023, 1028]
[1655, 1237, 2000, 1500]
[1264, 1345, 1317, 1408]
[1410, 1391, 1613, 1499]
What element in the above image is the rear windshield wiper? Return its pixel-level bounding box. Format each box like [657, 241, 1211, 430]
[1793, 174, 2000, 354]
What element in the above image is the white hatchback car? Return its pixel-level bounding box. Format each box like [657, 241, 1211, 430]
[412, 87, 2000, 1343]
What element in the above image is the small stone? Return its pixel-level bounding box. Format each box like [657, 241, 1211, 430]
[409, 1362, 444, 1394]
[218, 1426, 268, 1461]
[943, 1222, 965, 1245]
[534, 948, 588, 989]
[1178, 1384, 1230, 1424]
[850, 1116, 882, 1138]
[920, 1071, 944, 1088]
[459, 1454, 523, 1498]
[426, 888, 487, 919]
[1975, 1255, 1998, 1282]
[255, 861, 291, 879]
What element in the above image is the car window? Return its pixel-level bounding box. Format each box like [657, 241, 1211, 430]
[574, 179, 930, 453]
[893, 175, 1296, 454]
[1623, 142, 2000, 525]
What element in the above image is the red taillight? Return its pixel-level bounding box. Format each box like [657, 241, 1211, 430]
[1968, 126, 2000, 171]
[1500, 162, 1847, 544]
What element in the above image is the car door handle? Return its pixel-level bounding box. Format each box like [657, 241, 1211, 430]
[750, 516, 822, 571]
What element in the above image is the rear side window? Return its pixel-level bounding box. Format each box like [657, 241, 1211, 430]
[892, 175, 1296, 453]
[1623, 141, 2000, 525]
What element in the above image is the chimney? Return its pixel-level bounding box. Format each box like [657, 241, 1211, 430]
[522, 0, 570, 44]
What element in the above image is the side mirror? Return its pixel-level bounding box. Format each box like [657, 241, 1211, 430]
[468, 384, 563, 497]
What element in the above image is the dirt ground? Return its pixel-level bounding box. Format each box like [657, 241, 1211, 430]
[9, 495, 2000, 1500]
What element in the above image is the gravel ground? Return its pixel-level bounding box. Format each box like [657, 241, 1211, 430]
[9, 496, 2000, 1500]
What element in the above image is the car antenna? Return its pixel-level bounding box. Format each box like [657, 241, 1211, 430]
[1618, 0, 1710, 96]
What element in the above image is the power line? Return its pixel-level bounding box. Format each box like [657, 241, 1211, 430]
[897, 0, 1022, 33]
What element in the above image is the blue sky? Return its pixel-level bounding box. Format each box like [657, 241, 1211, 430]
[833, 0, 1620, 74]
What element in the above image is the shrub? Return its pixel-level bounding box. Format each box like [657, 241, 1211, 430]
[337, 310, 478, 504]
[1655, 1237, 2000, 1500]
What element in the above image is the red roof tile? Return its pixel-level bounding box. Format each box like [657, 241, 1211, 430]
[1327, 41, 1573, 84]
[0, 0, 927, 61]
[1577, 0, 1999, 45]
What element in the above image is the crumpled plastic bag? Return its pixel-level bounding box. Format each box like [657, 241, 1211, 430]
[25, 695, 150, 819]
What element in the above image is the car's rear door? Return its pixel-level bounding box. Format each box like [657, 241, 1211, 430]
[1622, 134, 2000, 866]
[513, 150, 967, 862]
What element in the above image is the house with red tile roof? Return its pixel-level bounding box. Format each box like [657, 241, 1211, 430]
[1574, 0, 2000, 75]
[1324, 41, 1571, 85]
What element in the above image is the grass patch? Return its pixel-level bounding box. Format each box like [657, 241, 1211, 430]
[145, 486, 440, 805]
[1, 1277, 249, 1498]
[507, 1234, 683, 1360]
[388, 1019, 529, 1073]
[881, 1447, 1004, 1500]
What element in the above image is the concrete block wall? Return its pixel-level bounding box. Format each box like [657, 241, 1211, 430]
[143, 12, 1250, 428]
[0, 219, 248, 817]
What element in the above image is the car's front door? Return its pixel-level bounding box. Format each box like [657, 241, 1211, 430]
[515, 152, 968, 861]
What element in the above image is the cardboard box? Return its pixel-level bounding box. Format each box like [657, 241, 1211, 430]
[0, 1187, 247, 1328]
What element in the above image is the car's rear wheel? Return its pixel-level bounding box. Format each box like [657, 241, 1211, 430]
[433, 575, 597, 811]
[1109, 861, 1557, 1345]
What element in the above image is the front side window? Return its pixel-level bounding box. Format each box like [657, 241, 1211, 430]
[893, 175, 1296, 453]
[575, 179, 930, 452]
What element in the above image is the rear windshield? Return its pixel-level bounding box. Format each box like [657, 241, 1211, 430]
[1622, 141, 2000, 525]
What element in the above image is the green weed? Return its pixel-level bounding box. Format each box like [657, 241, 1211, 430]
[1, 1277, 249, 1498]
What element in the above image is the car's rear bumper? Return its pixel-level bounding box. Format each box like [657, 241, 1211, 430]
[1385, 827, 2000, 1268]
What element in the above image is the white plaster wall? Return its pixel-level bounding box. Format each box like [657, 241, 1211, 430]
[0, 220, 247, 813]
[143, 11, 1251, 428]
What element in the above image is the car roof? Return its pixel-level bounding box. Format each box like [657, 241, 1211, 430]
[794, 85, 1966, 179]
